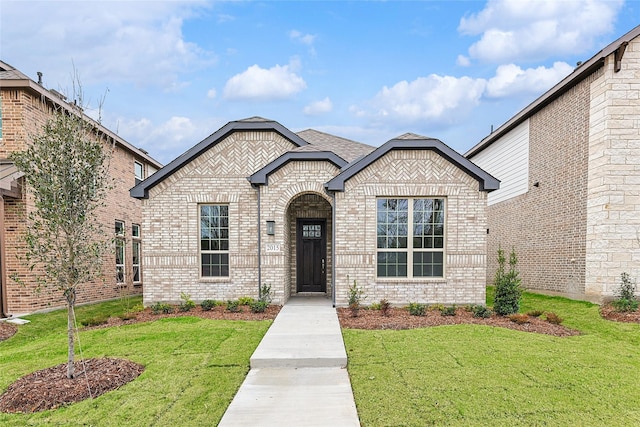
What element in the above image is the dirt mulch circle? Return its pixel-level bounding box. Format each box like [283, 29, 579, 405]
[0, 358, 144, 413]
[599, 304, 640, 323]
[0, 322, 17, 342]
[338, 307, 580, 337]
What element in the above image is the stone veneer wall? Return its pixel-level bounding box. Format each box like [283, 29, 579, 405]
[333, 149, 488, 306]
[1, 87, 151, 315]
[586, 38, 640, 299]
[483, 72, 597, 299]
[142, 131, 296, 305]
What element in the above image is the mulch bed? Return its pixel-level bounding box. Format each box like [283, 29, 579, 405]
[0, 322, 17, 342]
[599, 303, 640, 323]
[338, 307, 580, 337]
[0, 358, 144, 413]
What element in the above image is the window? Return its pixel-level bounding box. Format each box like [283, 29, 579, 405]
[377, 198, 445, 278]
[132, 224, 141, 283]
[200, 205, 229, 277]
[115, 220, 125, 283]
[134, 161, 144, 181]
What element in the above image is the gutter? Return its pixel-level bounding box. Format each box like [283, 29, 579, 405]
[331, 191, 337, 308]
[253, 184, 262, 298]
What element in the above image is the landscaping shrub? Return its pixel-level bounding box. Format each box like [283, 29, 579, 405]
[493, 247, 522, 316]
[441, 306, 457, 316]
[347, 278, 365, 317]
[259, 284, 273, 303]
[408, 303, 426, 316]
[428, 303, 445, 312]
[612, 272, 639, 313]
[250, 300, 268, 313]
[545, 312, 563, 325]
[369, 302, 381, 310]
[508, 313, 530, 324]
[151, 302, 174, 315]
[527, 310, 544, 317]
[472, 305, 492, 318]
[226, 300, 241, 312]
[238, 296, 254, 306]
[179, 292, 196, 312]
[200, 299, 219, 311]
[379, 299, 391, 317]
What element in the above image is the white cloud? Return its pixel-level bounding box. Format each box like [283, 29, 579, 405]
[456, 55, 471, 67]
[117, 115, 222, 163]
[303, 97, 333, 115]
[485, 62, 574, 98]
[366, 75, 487, 125]
[289, 30, 317, 45]
[458, 0, 624, 63]
[223, 61, 307, 101]
[0, 1, 215, 89]
[207, 88, 217, 99]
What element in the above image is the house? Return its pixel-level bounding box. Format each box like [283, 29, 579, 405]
[131, 117, 498, 306]
[0, 61, 162, 316]
[467, 25, 640, 302]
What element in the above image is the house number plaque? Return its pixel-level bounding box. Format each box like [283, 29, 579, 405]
[265, 243, 281, 253]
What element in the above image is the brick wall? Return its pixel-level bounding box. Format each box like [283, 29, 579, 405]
[484, 72, 597, 300]
[334, 149, 488, 306]
[1, 87, 152, 315]
[142, 131, 296, 305]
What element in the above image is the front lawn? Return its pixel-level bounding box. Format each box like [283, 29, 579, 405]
[0, 297, 272, 425]
[344, 290, 640, 426]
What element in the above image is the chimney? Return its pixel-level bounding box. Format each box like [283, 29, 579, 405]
[37, 71, 43, 85]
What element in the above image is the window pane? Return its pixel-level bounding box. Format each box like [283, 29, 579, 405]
[377, 252, 407, 277]
[132, 224, 140, 238]
[413, 251, 444, 277]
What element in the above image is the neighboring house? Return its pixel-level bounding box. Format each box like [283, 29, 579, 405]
[0, 61, 162, 316]
[467, 25, 640, 302]
[131, 117, 498, 306]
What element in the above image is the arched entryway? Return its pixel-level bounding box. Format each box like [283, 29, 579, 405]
[286, 193, 333, 297]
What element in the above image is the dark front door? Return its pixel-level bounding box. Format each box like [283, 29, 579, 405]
[296, 219, 326, 293]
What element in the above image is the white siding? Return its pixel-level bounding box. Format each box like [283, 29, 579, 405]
[471, 120, 529, 206]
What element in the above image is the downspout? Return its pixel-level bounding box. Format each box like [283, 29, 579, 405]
[253, 184, 262, 296]
[0, 195, 7, 318]
[331, 191, 336, 308]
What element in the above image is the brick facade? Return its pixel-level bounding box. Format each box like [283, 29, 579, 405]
[470, 28, 640, 302]
[0, 75, 160, 315]
[334, 150, 488, 306]
[137, 120, 494, 307]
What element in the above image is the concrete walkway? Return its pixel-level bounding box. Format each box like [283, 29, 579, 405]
[218, 296, 360, 426]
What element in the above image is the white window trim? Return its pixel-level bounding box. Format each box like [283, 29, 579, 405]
[134, 161, 144, 181]
[115, 220, 126, 284]
[132, 224, 141, 284]
[376, 197, 446, 279]
[199, 204, 230, 278]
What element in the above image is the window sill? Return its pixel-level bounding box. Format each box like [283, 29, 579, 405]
[376, 277, 446, 282]
[198, 277, 231, 283]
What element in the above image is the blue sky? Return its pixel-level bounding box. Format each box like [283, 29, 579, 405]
[1, 0, 638, 164]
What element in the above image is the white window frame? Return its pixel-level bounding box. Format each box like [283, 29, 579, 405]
[199, 204, 230, 277]
[134, 161, 144, 181]
[376, 197, 446, 278]
[132, 224, 141, 284]
[115, 220, 125, 283]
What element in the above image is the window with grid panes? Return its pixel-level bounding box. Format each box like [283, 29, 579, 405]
[200, 205, 229, 277]
[377, 198, 445, 278]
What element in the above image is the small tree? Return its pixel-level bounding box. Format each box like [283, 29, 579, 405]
[11, 91, 112, 379]
[612, 272, 638, 313]
[493, 247, 522, 316]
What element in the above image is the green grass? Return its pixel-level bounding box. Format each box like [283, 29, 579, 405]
[344, 289, 640, 426]
[0, 296, 272, 426]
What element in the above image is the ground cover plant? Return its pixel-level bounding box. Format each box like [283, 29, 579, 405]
[343, 289, 640, 426]
[0, 297, 274, 425]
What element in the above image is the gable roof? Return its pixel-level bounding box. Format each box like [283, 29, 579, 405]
[295, 129, 375, 162]
[0, 60, 161, 169]
[130, 117, 309, 198]
[248, 151, 348, 186]
[465, 24, 640, 158]
[326, 133, 500, 192]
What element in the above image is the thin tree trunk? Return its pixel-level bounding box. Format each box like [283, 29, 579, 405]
[66, 290, 76, 379]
